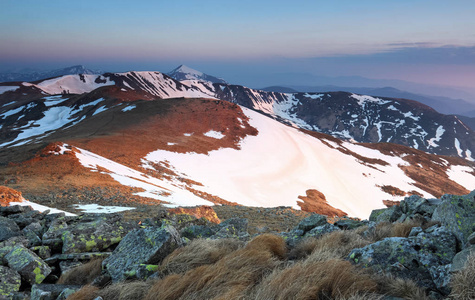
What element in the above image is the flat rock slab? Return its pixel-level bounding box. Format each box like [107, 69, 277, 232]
[103, 225, 182, 283]
[4, 245, 52, 285]
[0, 266, 21, 296]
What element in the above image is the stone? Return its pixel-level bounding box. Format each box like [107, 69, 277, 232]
[45, 252, 111, 265]
[400, 195, 435, 217]
[124, 264, 159, 280]
[376, 206, 402, 223]
[61, 219, 128, 254]
[4, 245, 52, 285]
[334, 219, 365, 230]
[0, 236, 30, 264]
[30, 246, 51, 260]
[305, 223, 340, 238]
[0, 216, 21, 242]
[295, 214, 328, 233]
[103, 225, 182, 282]
[180, 225, 215, 240]
[450, 245, 475, 273]
[431, 191, 475, 247]
[0, 266, 21, 297]
[30, 284, 82, 300]
[467, 232, 475, 245]
[59, 261, 83, 274]
[42, 217, 68, 251]
[369, 208, 386, 222]
[210, 218, 250, 240]
[349, 226, 458, 294]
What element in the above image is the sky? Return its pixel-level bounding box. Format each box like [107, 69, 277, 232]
[1, 0, 475, 91]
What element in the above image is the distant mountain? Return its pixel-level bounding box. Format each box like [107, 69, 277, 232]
[0, 73, 474, 218]
[0, 65, 102, 83]
[1, 71, 474, 160]
[284, 85, 475, 118]
[456, 115, 475, 131]
[261, 86, 299, 93]
[168, 65, 227, 84]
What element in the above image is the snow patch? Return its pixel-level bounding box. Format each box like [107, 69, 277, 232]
[43, 95, 67, 107]
[122, 105, 136, 112]
[427, 125, 445, 148]
[447, 165, 475, 191]
[0, 86, 19, 94]
[9, 200, 76, 216]
[454, 138, 463, 157]
[72, 204, 135, 214]
[204, 130, 225, 139]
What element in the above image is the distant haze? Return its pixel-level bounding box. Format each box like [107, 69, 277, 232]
[1, 0, 474, 92]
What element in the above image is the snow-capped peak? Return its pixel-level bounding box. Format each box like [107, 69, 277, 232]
[167, 65, 227, 84]
[172, 65, 204, 77]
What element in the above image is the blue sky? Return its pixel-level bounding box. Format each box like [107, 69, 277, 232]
[1, 0, 475, 89]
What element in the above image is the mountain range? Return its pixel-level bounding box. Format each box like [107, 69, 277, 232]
[0, 66, 474, 219]
[0, 65, 102, 83]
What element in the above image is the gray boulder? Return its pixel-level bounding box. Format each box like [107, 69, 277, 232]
[334, 219, 365, 230]
[431, 191, 475, 247]
[30, 284, 81, 300]
[42, 217, 68, 251]
[4, 245, 52, 285]
[450, 245, 475, 273]
[0, 266, 21, 297]
[0, 216, 21, 242]
[296, 214, 328, 233]
[349, 226, 458, 294]
[376, 206, 402, 223]
[305, 223, 341, 238]
[103, 225, 182, 282]
[468, 232, 475, 245]
[209, 218, 250, 240]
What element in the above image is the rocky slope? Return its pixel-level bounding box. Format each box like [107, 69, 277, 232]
[0, 187, 474, 299]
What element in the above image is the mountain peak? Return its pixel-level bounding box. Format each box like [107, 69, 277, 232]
[168, 65, 227, 84]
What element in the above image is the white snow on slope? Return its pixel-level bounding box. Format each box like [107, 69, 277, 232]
[447, 165, 475, 191]
[36, 74, 114, 94]
[0, 86, 19, 94]
[62, 144, 214, 207]
[427, 125, 445, 148]
[9, 200, 76, 216]
[43, 95, 67, 107]
[204, 130, 225, 139]
[122, 105, 136, 112]
[144, 107, 437, 219]
[73, 204, 135, 213]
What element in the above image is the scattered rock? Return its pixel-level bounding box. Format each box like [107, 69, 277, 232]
[5, 245, 52, 285]
[0, 216, 21, 242]
[296, 214, 328, 233]
[0, 266, 21, 296]
[30, 284, 81, 300]
[103, 225, 182, 282]
[432, 191, 475, 247]
[450, 245, 475, 273]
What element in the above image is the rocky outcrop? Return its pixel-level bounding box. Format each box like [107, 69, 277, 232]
[0, 190, 474, 299]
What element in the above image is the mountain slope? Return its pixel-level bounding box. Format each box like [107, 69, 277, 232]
[168, 65, 227, 84]
[1, 71, 474, 159]
[1, 93, 474, 219]
[0, 65, 101, 83]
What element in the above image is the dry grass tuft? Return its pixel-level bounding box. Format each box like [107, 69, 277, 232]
[57, 258, 104, 285]
[243, 233, 288, 259]
[288, 237, 319, 260]
[160, 238, 244, 275]
[144, 234, 285, 300]
[252, 259, 378, 300]
[98, 280, 154, 300]
[450, 254, 475, 300]
[307, 230, 370, 260]
[376, 274, 429, 300]
[67, 284, 99, 300]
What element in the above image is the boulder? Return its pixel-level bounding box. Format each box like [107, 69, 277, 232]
[375, 206, 402, 223]
[349, 226, 458, 294]
[0, 236, 30, 264]
[22, 222, 43, 247]
[334, 219, 365, 230]
[399, 195, 435, 218]
[42, 217, 68, 251]
[369, 208, 386, 222]
[0, 266, 21, 297]
[467, 231, 475, 245]
[305, 223, 341, 238]
[180, 225, 215, 240]
[30, 284, 82, 300]
[4, 245, 52, 285]
[103, 225, 182, 282]
[450, 245, 475, 273]
[431, 191, 475, 247]
[296, 214, 328, 233]
[61, 218, 129, 254]
[0, 216, 21, 242]
[210, 218, 250, 240]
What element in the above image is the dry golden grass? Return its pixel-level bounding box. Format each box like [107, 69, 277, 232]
[160, 238, 244, 275]
[98, 280, 154, 300]
[450, 254, 475, 300]
[57, 258, 104, 285]
[252, 259, 378, 300]
[307, 230, 370, 260]
[67, 285, 99, 300]
[376, 274, 429, 300]
[366, 219, 434, 243]
[144, 234, 286, 300]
